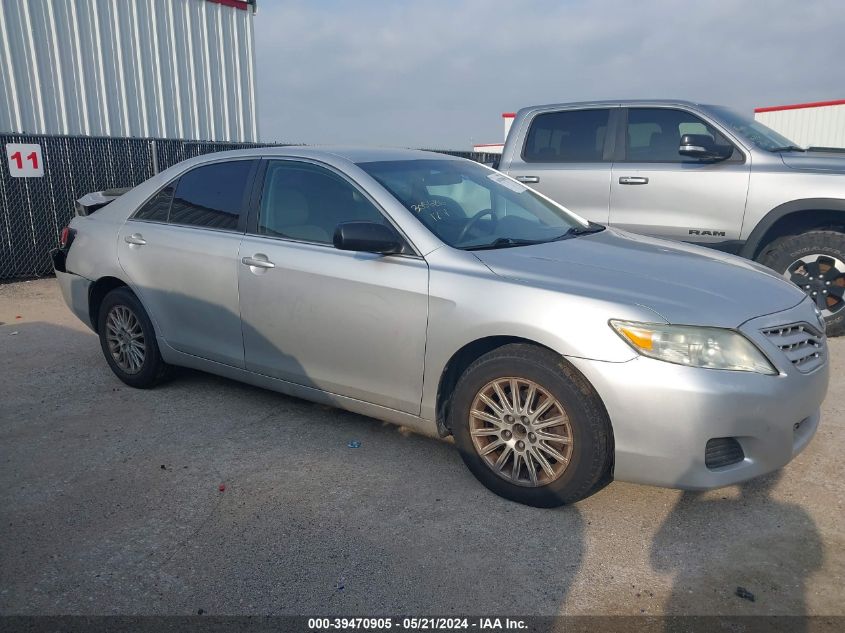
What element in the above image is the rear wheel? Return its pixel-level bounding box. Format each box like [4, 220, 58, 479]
[758, 231, 845, 337]
[97, 287, 170, 388]
[449, 344, 612, 507]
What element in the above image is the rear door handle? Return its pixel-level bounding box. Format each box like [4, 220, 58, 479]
[515, 175, 540, 183]
[124, 233, 146, 245]
[619, 176, 649, 185]
[241, 255, 275, 269]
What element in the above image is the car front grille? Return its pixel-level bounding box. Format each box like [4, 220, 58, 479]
[761, 322, 825, 373]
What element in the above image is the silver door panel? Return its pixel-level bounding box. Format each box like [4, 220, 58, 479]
[238, 237, 429, 414]
[117, 221, 245, 367]
[505, 163, 612, 224]
[609, 161, 750, 241]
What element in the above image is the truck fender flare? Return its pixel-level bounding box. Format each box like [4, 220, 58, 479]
[740, 198, 845, 259]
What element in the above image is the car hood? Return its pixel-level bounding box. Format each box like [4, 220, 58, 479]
[780, 150, 845, 174]
[472, 228, 807, 328]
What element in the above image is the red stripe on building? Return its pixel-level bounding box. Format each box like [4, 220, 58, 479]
[754, 99, 845, 113]
[206, 0, 251, 10]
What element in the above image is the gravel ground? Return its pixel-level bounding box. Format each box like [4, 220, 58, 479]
[1, 279, 843, 616]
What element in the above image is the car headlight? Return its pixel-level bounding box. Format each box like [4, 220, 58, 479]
[610, 320, 777, 375]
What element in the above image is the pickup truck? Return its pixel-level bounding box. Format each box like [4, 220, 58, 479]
[496, 100, 845, 335]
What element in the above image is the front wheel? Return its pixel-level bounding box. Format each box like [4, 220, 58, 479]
[449, 344, 613, 507]
[757, 231, 845, 337]
[97, 287, 171, 388]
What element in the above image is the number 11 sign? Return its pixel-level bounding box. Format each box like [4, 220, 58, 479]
[6, 143, 44, 177]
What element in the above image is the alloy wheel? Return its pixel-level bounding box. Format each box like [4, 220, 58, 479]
[785, 253, 845, 318]
[469, 377, 573, 487]
[105, 304, 146, 374]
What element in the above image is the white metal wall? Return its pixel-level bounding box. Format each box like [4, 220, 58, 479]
[0, 0, 258, 141]
[755, 103, 845, 149]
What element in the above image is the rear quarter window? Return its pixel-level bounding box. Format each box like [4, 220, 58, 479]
[133, 184, 174, 222]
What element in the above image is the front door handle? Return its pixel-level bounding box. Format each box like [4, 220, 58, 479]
[124, 233, 146, 246]
[515, 175, 540, 184]
[241, 255, 275, 269]
[619, 176, 649, 185]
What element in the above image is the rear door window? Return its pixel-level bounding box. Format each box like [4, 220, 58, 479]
[168, 160, 256, 231]
[523, 109, 610, 163]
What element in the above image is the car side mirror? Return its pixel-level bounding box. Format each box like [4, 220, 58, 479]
[333, 221, 402, 255]
[678, 134, 732, 161]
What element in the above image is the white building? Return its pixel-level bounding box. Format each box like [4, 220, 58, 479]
[0, 0, 258, 142]
[473, 112, 514, 154]
[754, 99, 845, 150]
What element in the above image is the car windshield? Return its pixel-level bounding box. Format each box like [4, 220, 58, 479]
[358, 159, 594, 249]
[706, 105, 802, 152]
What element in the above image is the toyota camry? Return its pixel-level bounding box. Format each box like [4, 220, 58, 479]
[52, 147, 829, 507]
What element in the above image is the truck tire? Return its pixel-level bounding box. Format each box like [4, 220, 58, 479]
[449, 343, 613, 507]
[757, 230, 845, 337]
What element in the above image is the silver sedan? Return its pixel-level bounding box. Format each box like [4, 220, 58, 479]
[52, 147, 829, 506]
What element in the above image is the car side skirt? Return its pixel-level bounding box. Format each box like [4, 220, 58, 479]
[158, 339, 441, 439]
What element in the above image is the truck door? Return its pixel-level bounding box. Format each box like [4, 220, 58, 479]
[609, 107, 750, 246]
[504, 107, 616, 224]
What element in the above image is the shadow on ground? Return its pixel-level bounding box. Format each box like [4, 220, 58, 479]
[651, 471, 823, 624]
[1, 321, 585, 615]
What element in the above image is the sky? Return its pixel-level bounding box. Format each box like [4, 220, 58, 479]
[253, 0, 845, 150]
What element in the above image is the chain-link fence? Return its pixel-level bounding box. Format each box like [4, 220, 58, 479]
[0, 133, 499, 280]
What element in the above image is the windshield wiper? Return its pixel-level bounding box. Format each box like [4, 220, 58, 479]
[463, 237, 547, 251]
[769, 145, 806, 152]
[562, 222, 605, 237]
[547, 222, 606, 241]
[463, 223, 606, 250]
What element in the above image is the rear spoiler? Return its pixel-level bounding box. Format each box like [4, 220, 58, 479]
[74, 187, 133, 216]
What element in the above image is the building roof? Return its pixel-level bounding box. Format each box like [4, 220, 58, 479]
[754, 99, 845, 113]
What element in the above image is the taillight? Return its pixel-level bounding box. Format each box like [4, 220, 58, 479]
[59, 227, 76, 249]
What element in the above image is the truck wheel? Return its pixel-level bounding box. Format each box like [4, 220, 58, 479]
[758, 230, 845, 337]
[97, 287, 171, 388]
[449, 343, 613, 507]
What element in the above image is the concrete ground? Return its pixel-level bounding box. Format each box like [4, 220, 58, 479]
[1, 278, 843, 616]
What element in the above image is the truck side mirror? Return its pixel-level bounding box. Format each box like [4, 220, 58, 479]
[679, 134, 732, 161]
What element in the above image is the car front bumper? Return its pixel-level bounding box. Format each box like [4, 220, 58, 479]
[568, 301, 829, 490]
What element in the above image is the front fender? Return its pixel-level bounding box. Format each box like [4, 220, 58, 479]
[419, 259, 656, 421]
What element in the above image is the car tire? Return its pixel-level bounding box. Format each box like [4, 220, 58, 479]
[449, 343, 613, 507]
[97, 287, 171, 388]
[757, 230, 845, 337]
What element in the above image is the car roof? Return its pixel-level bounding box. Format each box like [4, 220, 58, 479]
[516, 98, 707, 114]
[183, 145, 457, 165]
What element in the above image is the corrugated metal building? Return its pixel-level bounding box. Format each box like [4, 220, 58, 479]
[754, 99, 845, 150]
[0, 0, 258, 142]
